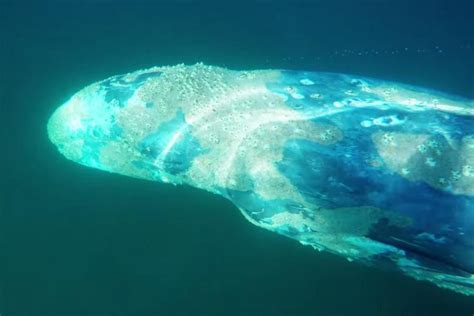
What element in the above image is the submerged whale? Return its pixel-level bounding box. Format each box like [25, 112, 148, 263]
[48, 63, 474, 295]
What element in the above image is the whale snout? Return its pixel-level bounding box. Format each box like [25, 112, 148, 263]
[47, 84, 123, 169]
[48, 94, 89, 163]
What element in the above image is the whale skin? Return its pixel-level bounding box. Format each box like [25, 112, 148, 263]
[48, 63, 474, 295]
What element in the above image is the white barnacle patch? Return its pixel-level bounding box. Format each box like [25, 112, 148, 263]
[333, 101, 344, 108]
[417, 144, 428, 153]
[361, 85, 372, 93]
[462, 165, 474, 177]
[427, 140, 439, 149]
[405, 98, 421, 106]
[300, 78, 315, 85]
[318, 127, 339, 142]
[373, 115, 406, 127]
[284, 86, 305, 99]
[360, 120, 373, 128]
[127, 91, 147, 108]
[269, 212, 311, 232]
[209, 134, 220, 144]
[381, 133, 395, 146]
[309, 93, 322, 99]
[450, 170, 462, 181]
[425, 157, 437, 167]
[319, 132, 329, 141]
[291, 93, 305, 100]
[53, 96, 89, 134]
[382, 88, 396, 97]
[67, 117, 85, 132]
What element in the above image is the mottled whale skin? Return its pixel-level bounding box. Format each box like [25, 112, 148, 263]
[48, 63, 474, 295]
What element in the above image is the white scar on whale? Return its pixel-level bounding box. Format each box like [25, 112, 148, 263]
[48, 63, 474, 295]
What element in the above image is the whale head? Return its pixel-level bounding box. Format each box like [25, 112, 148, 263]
[47, 66, 202, 182]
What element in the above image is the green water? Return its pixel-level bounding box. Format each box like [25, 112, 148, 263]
[1, 1, 473, 315]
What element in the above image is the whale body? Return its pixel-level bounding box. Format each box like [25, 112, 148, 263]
[48, 63, 474, 295]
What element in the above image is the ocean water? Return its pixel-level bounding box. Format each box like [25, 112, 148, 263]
[1, 1, 473, 315]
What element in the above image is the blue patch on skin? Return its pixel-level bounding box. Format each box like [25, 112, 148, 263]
[104, 88, 135, 107]
[72, 117, 123, 168]
[137, 110, 204, 175]
[100, 71, 162, 107]
[277, 137, 474, 273]
[270, 72, 474, 267]
[109, 124, 123, 139]
[244, 70, 474, 274]
[272, 95, 474, 273]
[132, 71, 162, 85]
[368, 218, 474, 275]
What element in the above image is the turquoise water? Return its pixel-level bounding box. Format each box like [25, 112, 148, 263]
[1, 1, 473, 315]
